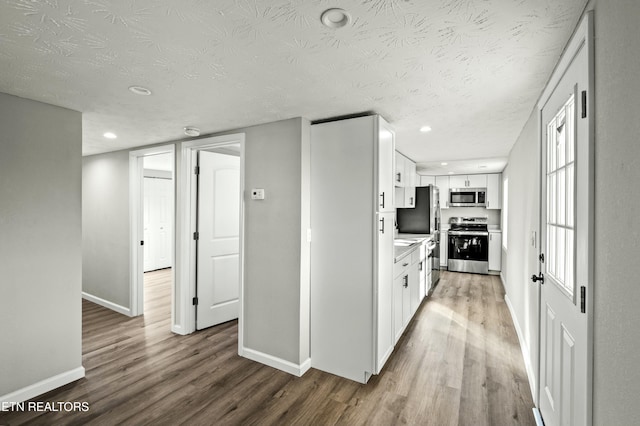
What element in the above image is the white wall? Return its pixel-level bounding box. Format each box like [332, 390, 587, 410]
[82, 151, 132, 311]
[592, 0, 640, 423]
[502, 108, 540, 397]
[440, 206, 501, 227]
[0, 93, 83, 399]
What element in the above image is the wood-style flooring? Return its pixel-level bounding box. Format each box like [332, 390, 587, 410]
[1, 270, 535, 426]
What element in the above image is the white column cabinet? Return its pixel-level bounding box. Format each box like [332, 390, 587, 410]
[489, 230, 502, 271]
[486, 173, 502, 209]
[435, 176, 450, 208]
[311, 115, 396, 384]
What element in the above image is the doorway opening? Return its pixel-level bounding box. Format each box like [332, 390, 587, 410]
[142, 153, 174, 319]
[129, 144, 175, 325]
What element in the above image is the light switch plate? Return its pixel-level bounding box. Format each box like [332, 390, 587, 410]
[251, 188, 265, 200]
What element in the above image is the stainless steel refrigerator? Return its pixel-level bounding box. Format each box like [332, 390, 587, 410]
[396, 185, 441, 286]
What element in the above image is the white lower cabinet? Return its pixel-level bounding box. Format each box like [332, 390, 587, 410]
[489, 230, 502, 271]
[393, 258, 411, 342]
[440, 230, 448, 267]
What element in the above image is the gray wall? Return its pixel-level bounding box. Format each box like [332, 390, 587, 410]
[82, 151, 131, 309]
[0, 93, 83, 396]
[592, 0, 640, 423]
[502, 108, 540, 397]
[217, 118, 310, 365]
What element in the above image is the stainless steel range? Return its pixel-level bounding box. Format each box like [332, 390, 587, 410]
[447, 217, 489, 275]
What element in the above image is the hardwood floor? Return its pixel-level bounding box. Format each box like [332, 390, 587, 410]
[1, 270, 535, 426]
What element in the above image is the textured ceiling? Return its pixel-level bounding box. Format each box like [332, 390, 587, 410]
[0, 0, 587, 173]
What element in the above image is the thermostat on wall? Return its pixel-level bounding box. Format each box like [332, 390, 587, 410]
[251, 188, 265, 200]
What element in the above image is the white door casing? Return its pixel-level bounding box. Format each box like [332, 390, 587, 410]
[536, 13, 593, 426]
[196, 150, 241, 330]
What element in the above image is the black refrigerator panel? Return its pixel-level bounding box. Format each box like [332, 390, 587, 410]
[397, 186, 432, 234]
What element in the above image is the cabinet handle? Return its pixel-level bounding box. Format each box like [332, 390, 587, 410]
[396, 173, 402, 183]
[379, 217, 385, 233]
[419, 261, 423, 271]
[403, 275, 408, 288]
[409, 197, 414, 206]
[402, 262, 409, 267]
[380, 192, 385, 208]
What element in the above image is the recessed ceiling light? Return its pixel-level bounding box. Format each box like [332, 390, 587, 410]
[478, 165, 487, 169]
[441, 162, 448, 166]
[184, 127, 201, 137]
[128, 85, 152, 96]
[103, 132, 117, 139]
[321, 8, 351, 28]
[420, 126, 432, 133]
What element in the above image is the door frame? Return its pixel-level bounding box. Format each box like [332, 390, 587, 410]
[129, 144, 176, 318]
[177, 134, 246, 339]
[535, 11, 594, 424]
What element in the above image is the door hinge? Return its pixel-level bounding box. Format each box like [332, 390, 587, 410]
[140, 240, 144, 246]
[539, 253, 545, 263]
[581, 90, 587, 118]
[192, 297, 198, 306]
[193, 231, 199, 240]
[194, 166, 200, 175]
[580, 286, 586, 313]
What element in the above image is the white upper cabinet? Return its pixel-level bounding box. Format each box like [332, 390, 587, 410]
[394, 151, 417, 208]
[486, 173, 502, 210]
[435, 175, 450, 208]
[450, 174, 487, 188]
[419, 175, 435, 186]
[394, 152, 406, 187]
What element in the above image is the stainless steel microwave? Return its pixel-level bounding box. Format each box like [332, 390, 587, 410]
[449, 188, 486, 207]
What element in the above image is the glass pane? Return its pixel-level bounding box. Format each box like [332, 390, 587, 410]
[566, 229, 574, 294]
[557, 110, 566, 168]
[567, 164, 574, 227]
[557, 227, 565, 284]
[549, 173, 556, 224]
[567, 100, 575, 164]
[548, 225, 556, 278]
[558, 168, 566, 226]
[548, 122, 556, 171]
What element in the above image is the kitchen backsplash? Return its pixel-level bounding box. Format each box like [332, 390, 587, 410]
[441, 207, 502, 226]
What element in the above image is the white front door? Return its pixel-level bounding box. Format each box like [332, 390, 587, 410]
[537, 17, 592, 425]
[196, 150, 240, 330]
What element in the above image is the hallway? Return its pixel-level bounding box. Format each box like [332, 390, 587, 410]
[1, 270, 535, 425]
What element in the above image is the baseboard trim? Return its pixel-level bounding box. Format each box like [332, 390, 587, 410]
[0, 366, 85, 405]
[505, 293, 537, 400]
[241, 347, 311, 377]
[171, 324, 187, 336]
[533, 407, 544, 426]
[82, 292, 131, 317]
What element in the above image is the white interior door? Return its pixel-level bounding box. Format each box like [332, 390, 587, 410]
[143, 177, 172, 272]
[537, 28, 591, 426]
[196, 150, 240, 330]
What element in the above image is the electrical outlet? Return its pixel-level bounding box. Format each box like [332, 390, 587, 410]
[251, 188, 265, 200]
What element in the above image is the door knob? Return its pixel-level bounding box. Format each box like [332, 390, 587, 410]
[531, 273, 544, 284]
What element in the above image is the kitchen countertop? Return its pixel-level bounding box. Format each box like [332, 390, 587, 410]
[394, 233, 432, 262]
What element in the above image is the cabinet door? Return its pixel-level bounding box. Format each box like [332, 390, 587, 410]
[440, 230, 448, 267]
[467, 174, 487, 188]
[378, 120, 395, 212]
[394, 152, 405, 187]
[488, 231, 502, 271]
[409, 260, 420, 317]
[449, 175, 467, 188]
[420, 175, 435, 186]
[405, 158, 416, 187]
[435, 176, 450, 208]
[376, 212, 395, 371]
[393, 273, 404, 342]
[402, 272, 411, 328]
[404, 186, 416, 208]
[486, 173, 501, 209]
